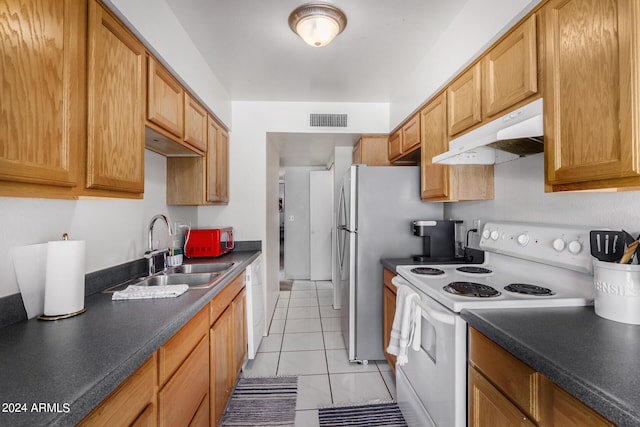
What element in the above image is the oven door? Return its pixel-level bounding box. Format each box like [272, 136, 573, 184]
[393, 276, 467, 427]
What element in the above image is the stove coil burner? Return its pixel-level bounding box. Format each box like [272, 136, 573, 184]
[504, 283, 555, 296]
[456, 266, 493, 275]
[411, 267, 446, 276]
[443, 281, 501, 298]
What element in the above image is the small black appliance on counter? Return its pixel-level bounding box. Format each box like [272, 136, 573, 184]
[412, 220, 464, 262]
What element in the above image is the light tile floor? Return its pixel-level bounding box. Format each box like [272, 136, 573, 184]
[241, 280, 396, 426]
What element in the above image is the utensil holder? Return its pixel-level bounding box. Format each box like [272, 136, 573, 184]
[593, 259, 640, 324]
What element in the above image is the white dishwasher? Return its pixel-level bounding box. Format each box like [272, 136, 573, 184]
[245, 255, 264, 359]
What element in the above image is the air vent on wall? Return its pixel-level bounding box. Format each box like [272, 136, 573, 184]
[310, 113, 348, 128]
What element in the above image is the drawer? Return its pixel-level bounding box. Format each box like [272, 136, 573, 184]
[210, 272, 245, 325]
[158, 336, 209, 426]
[469, 328, 543, 423]
[158, 306, 208, 386]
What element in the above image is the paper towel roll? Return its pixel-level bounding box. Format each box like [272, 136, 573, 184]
[11, 243, 48, 319]
[44, 240, 86, 316]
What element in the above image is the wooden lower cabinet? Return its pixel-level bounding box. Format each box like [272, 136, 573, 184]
[79, 355, 157, 427]
[158, 337, 209, 426]
[210, 272, 247, 426]
[469, 327, 614, 427]
[382, 268, 397, 372]
[469, 366, 536, 427]
[211, 306, 233, 426]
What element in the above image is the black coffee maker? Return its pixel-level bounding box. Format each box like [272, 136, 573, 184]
[412, 220, 463, 262]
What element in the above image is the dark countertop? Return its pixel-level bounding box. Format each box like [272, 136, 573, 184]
[381, 248, 485, 271]
[0, 250, 260, 427]
[462, 307, 640, 427]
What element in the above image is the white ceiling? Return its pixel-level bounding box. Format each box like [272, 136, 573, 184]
[164, 0, 470, 165]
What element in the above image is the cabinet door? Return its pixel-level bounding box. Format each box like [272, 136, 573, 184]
[184, 94, 208, 153]
[483, 14, 538, 118]
[158, 337, 209, 427]
[544, 0, 640, 189]
[388, 130, 403, 160]
[207, 118, 229, 204]
[401, 113, 421, 153]
[211, 306, 233, 426]
[232, 289, 247, 377]
[147, 56, 184, 138]
[469, 367, 537, 427]
[447, 63, 482, 136]
[0, 0, 83, 189]
[421, 94, 450, 200]
[382, 269, 397, 372]
[86, 0, 145, 194]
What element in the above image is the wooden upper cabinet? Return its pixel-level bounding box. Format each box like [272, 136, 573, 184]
[353, 136, 391, 166]
[483, 14, 538, 118]
[421, 94, 450, 200]
[388, 130, 403, 160]
[389, 115, 421, 163]
[207, 118, 229, 204]
[86, 0, 145, 194]
[0, 0, 84, 192]
[147, 56, 184, 139]
[401, 113, 421, 153]
[184, 94, 208, 153]
[421, 94, 494, 202]
[544, 0, 640, 191]
[447, 63, 482, 137]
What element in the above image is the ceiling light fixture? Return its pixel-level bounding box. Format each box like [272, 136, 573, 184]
[288, 3, 347, 48]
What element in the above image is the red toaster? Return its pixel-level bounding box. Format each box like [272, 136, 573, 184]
[185, 227, 234, 258]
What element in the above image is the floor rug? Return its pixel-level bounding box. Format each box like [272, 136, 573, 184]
[318, 402, 408, 427]
[220, 376, 298, 426]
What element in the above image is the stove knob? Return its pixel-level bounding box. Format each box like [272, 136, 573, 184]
[517, 233, 530, 246]
[482, 229, 491, 239]
[552, 238, 566, 252]
[490, 230, 500, 241]
[568, 240, 582, 254]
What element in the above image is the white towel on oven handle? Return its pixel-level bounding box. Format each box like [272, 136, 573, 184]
[386, 284, 422, 366]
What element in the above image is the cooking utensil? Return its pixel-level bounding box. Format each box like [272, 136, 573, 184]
[619, 240, 639, 264]
[589, 230, 636, 262]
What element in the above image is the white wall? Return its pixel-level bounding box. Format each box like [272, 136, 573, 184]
[199, 101, 389, 322]
[103, 0, 232, 127]
[446, 154, 640, 240]
[389, 0, 541, 128]
[0, 151, 197, 298]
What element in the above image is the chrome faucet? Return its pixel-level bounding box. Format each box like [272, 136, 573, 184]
[146, 214, 172, 276]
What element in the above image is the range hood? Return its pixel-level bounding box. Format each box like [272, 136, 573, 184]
[432, 98, 543, 165]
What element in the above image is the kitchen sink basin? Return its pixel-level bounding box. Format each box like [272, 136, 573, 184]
[135, 272, 219, 288]
[166, 262, 234, 274]
[102, 262, 236, 293]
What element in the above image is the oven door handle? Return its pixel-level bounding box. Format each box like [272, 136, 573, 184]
[392, 276, 456, 326]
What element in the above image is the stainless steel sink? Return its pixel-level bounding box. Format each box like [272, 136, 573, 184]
[135, 272, 219, 288]
[167, 262, 234, 274]
[102, 262, 236, 293]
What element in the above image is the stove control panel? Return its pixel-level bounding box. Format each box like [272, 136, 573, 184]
[479, 221, 596, 274]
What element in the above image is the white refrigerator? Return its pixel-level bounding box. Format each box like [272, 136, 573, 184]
[336, 165, 442, 363]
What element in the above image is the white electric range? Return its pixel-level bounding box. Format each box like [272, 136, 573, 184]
[393, 221, 596, 427]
